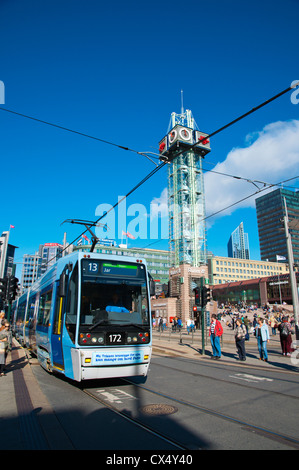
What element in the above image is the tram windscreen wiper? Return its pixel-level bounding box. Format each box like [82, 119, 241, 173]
[89, 320, 108, 331]
[122, 323, 147, 331]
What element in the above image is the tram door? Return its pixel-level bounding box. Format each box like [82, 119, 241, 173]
[51, 287, 64, 370]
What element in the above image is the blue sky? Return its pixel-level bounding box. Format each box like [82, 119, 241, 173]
[0, 0, 298, 279]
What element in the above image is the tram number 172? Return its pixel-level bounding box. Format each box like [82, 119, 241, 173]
[108, 333, 123, 344]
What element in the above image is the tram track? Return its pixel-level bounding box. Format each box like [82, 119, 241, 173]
[81, 372, 299, 451]
[24, 345, 299, 450]
[82, 387, 191, 450]
[151, 358, 299, 400]
[23, 338, 299, 450]
[122, 378, 299, 450]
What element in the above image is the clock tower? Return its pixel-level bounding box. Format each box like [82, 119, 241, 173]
[159, 108, 210, 268]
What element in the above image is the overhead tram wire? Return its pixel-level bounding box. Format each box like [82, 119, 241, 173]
[158, 82, 299, 163]
[0, 107, 158, 166]
[142, 174, 299, 250]
[0, 82, 298, 168]
[1, 83, 296, 265]
[57, 160, 167, 260]
[203, 175, 299, 222]
[49, 83, 298, 264]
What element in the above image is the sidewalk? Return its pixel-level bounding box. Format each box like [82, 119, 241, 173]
[152, 327, 299, 372]
[0, 339, 74, 450]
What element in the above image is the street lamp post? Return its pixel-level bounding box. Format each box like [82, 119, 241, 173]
[283, 197, 299, 341]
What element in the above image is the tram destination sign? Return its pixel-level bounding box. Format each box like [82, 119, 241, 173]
[82, 260, 139, 277]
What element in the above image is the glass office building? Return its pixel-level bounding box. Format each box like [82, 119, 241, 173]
[227, 222, 250, 259]
[255, 188, 299, 265]
[21, 243, 63, 291]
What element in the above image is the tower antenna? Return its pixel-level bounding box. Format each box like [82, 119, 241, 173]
[181, 89, 184, 114]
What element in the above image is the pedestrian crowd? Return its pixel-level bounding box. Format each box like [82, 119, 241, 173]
[154, 305, 296, 363]
[154, 316, 195, 333]
[213, 306, 296, 362]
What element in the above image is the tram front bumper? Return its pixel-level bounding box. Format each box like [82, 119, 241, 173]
[71, 346, 151, 381]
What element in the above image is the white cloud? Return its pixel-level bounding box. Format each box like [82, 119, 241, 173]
[204, 120, 299, 222]
[148, 120, 299, 233]
[150, 187, 168, 220]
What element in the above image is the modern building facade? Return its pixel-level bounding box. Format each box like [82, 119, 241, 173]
[21, 253, 43, 290]
[255, 188, 299, 265]
[21, 242, 63, 291]
[212, 272, 299, 306]
[208, 254, 289, 285]
[0, 231, 17, 279]
[227, 222, 250, 259]
[40, 243, 63, 275]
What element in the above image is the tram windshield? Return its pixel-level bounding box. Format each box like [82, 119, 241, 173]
[79, 259, 150, 329]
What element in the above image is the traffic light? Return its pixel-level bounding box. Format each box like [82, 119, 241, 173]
[194, 287, 201, 306]
[0, 277, 8, 300]
[201, 286, 211, 308]
[7, 276, 19, 302]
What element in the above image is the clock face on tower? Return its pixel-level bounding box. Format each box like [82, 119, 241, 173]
[179, 128, 191, 141]
[168, 129, 177, 144]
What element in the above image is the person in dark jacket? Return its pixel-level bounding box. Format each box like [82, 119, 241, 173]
[235, 318, 247, 361]
[278, 316, 293, 356]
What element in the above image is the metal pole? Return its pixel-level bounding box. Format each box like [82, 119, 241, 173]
[201, 307, 205, 355]
[0, 231, 9, 279]
[283, 197, 299, 340]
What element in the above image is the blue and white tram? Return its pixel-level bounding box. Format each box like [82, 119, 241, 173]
[12, 252, 154, 382]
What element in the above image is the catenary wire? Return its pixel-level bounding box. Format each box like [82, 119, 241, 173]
[1, 83, 295, 266]
[141, 175, 299, 250]
[0, 83, 297, 168]
[0, 106, 158, 166]
[47, 84, 298, 264]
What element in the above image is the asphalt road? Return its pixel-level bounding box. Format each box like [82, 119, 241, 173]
[30, 347, 299, 451]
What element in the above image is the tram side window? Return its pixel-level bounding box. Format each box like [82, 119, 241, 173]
[16, 302, 26, 327]
[65, 263, 78, 342]
[37, 290, 52, 327]
[26, 295, 37, 324]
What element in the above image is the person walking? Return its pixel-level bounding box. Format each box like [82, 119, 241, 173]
[0, 321, 11, 376]
[269, 314, 277, 335]
[235, 318, 246, 361]
[209, 314, 223, 360]
[278, 316, 293, 356]
[254, 317, 270, 361]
